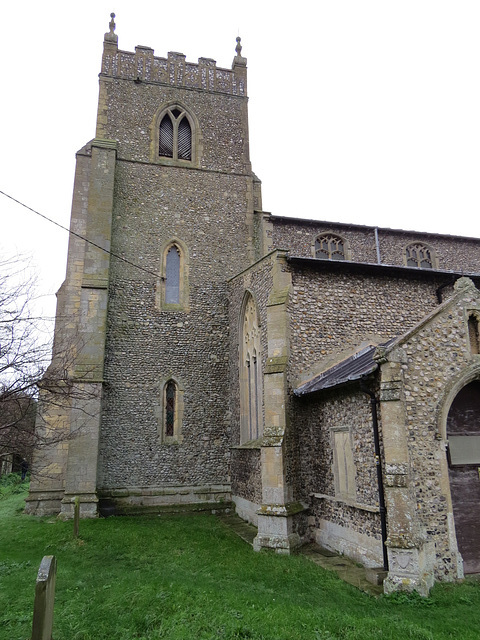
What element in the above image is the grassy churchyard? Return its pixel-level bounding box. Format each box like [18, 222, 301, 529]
[1, 474, 480, 640]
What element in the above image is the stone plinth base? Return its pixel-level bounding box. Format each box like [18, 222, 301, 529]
[25, 490, 65, 516]
[314, 519, 384, 569]
[233, 495, 260, 526]
[98, 484, 231, 516]
[253, 502, 304, 554]
[59, 493, 99, 519]
[365, 567, 388, 586]
[384, 542, 435, 597]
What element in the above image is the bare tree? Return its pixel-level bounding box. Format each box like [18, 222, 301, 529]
[0, 256, 86, 475]
[0, 256, 51, 468]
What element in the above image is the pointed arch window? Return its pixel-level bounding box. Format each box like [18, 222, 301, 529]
[314, 234, 346, 260]
[165, 380, 176, 437]
[157, 240, 189, 312]
[405, 243, 434, 269]
[240, 294, 263, 443]
[158, 107, 192, 161]
[160, 377, 184, 443]
[165, 246, 180, 304]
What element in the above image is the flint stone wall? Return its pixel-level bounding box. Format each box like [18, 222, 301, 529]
[271, 218, 480, 273]
[287, 265, 447, 385]
[293, 388, 382, 543]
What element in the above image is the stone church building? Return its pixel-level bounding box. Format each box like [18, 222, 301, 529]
[27, 16, 480, 595]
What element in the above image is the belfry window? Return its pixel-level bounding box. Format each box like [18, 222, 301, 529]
[315, 234, 346, 260]
[158, 107, 192, 161]
[406, 243, 433, 269]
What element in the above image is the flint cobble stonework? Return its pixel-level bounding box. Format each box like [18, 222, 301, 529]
[293, 389, 382, 541]
[271, 218, 480, 272]
[287, 266, 443, 384]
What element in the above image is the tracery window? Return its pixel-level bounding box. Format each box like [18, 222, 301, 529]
[158, 107, 192, 161]
[240, 294, 263, 443]
[315, 234, 346, 260]
[405, 243, 433, 269]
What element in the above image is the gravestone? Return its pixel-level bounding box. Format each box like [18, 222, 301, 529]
[31, 555, 56, 640]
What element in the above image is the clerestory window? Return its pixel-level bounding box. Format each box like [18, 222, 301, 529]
[405, 243, 434, 269]
[159, 107, 192, 161]
[315, 234, 346, 260]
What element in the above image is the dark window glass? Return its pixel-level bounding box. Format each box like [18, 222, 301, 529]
[165, 246, 180, 304]
[165, 381, 176, 437]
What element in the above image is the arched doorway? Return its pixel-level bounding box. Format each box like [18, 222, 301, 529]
[447, 380, 480, 574]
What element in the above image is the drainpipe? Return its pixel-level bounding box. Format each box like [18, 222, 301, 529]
[360, 380, 389, 571]
[374, 227, 381, 264]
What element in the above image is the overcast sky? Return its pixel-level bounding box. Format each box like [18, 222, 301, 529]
[1, 1, 480, 323]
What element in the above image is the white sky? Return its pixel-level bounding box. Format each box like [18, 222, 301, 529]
[1, 1, 480, 324]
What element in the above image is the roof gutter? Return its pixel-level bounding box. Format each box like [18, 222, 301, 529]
[359, 380, 389, 572]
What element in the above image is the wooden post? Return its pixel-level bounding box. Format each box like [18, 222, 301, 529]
[73, 496, 80, 538]
[31, 555, 56, 640]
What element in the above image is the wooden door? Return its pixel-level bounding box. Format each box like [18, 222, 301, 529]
[447, 380, 480, 574]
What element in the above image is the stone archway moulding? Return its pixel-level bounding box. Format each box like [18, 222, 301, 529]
[437, 361, 480, 441]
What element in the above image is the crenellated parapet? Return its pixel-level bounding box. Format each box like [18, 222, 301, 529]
[101, 13, 247, 96]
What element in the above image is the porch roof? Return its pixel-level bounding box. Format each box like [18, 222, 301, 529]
[294, 340, 395, 397]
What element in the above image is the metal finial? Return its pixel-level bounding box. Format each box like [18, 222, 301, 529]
[109, 12, 116, 35]
[235, 36, 242, 57]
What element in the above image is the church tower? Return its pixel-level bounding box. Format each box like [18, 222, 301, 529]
[26, 15, 262, 516]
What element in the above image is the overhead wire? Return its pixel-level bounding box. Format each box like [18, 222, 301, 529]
[0, 190, 161, 279]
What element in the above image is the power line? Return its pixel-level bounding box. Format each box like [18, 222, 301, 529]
[0, 190, 162, 279]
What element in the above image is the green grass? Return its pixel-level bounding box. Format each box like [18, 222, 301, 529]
[1, 474, 480, 639]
